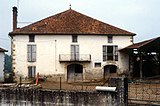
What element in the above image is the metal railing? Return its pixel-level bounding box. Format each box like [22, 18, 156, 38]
[59, 54, 91, 62]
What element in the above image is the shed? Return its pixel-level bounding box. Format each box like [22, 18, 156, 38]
[121, 37, 160, 79]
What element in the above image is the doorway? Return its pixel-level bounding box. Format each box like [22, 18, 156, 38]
[67, 64, 83, 82]
[104, 65, 117, 79]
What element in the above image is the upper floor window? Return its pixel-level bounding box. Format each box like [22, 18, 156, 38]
[72, 35, 78, 43]
[108, 36, 113, 43]
[27, 45, 36, 62]
[29, 35, 35, 42]
[130, 36, 133, 43]
[103, 45, 118, 61]
[71, 45, 79, 60]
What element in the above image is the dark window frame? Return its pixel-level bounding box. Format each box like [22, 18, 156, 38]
[72, 35, 78, 43]
[29, 35, 35, 42]
[95, 62, 101, 68]
[108, 36, 113, 43]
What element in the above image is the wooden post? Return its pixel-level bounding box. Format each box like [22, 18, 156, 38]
[19, 76, 21, 87]
[139, 52, 143, 79]
[60, 77, 61, 90]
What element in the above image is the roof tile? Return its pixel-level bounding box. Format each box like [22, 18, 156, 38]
[10, 9, 135, 35]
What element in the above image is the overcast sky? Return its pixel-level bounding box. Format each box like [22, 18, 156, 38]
[0, 0, 160, 54]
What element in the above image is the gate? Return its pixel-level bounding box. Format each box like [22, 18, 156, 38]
[128, 80, 160, 105]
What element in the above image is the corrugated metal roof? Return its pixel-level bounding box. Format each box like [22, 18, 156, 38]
[120, 36, 160, 51]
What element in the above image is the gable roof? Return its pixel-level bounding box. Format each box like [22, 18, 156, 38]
[9, 9, 135, 36]
[0, 48, 8, 52]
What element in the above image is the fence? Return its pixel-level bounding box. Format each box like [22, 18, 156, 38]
[128, 80, 160, 105]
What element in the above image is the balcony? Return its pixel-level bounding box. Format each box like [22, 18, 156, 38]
[59, 54, 91, 62]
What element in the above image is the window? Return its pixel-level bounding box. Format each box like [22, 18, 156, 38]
[130, 36, 133, 43]
[27, 45, 36, 62]
[107, 46, 114, 60]
[103, 45, 118, 61]
[95, 62, 101, 68]
[28, 66, 36, 78]
[29, 35, 35, 42]
[108, 36, 113, 43]
[72, 35, 78, 43]
[71, 45, 79, 60]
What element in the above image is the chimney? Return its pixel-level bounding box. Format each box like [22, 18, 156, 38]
[13, 6, 18, 31]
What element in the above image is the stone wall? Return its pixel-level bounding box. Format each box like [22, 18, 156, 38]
[84, 68, 103, 81]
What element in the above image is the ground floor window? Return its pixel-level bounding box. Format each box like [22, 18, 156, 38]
[94, 62, 101, 68]
[28, 66, 36, 78]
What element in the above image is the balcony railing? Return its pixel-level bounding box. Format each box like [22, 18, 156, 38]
[59, 54, 91, 62]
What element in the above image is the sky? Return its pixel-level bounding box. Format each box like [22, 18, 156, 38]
[0, 0, 160, 54]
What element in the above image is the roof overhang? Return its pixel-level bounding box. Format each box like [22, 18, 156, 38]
[0, 48, 8, 52]
[120, 37, 160, 53]
[9, 32, 136, 36]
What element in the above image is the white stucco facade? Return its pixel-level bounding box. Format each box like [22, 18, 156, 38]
[12, 34, 133, 81]
[0, 52, 5, 82]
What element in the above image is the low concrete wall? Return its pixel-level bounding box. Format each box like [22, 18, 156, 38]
[0, 77, 128, 106]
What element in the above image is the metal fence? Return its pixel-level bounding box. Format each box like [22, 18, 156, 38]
[128, 80, 160, 105]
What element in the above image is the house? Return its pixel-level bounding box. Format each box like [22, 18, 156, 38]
[9, 7, 135, 82]
[0, 47, 8, 82]
[121, 37, 160, 79]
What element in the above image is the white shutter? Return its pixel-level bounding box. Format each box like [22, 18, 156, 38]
[71, 45, 75, 60]
[27, 45, 32, 61]
[75, 45, 79, 60]
[32, 45, 36, 61]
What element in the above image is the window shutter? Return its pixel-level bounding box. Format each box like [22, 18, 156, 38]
[27, 45, 32, 61]
[27, 45, 36, 62]
[114, 45, 118, 61]
[71, 45, 75, 60]
[103, 45, 107, 61]
[32, 45, 36, 61]
[75, 45, 79, 60]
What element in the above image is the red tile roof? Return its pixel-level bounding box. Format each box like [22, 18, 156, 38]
[10, 9, 135, 36]
[0, 48, 8, 52]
